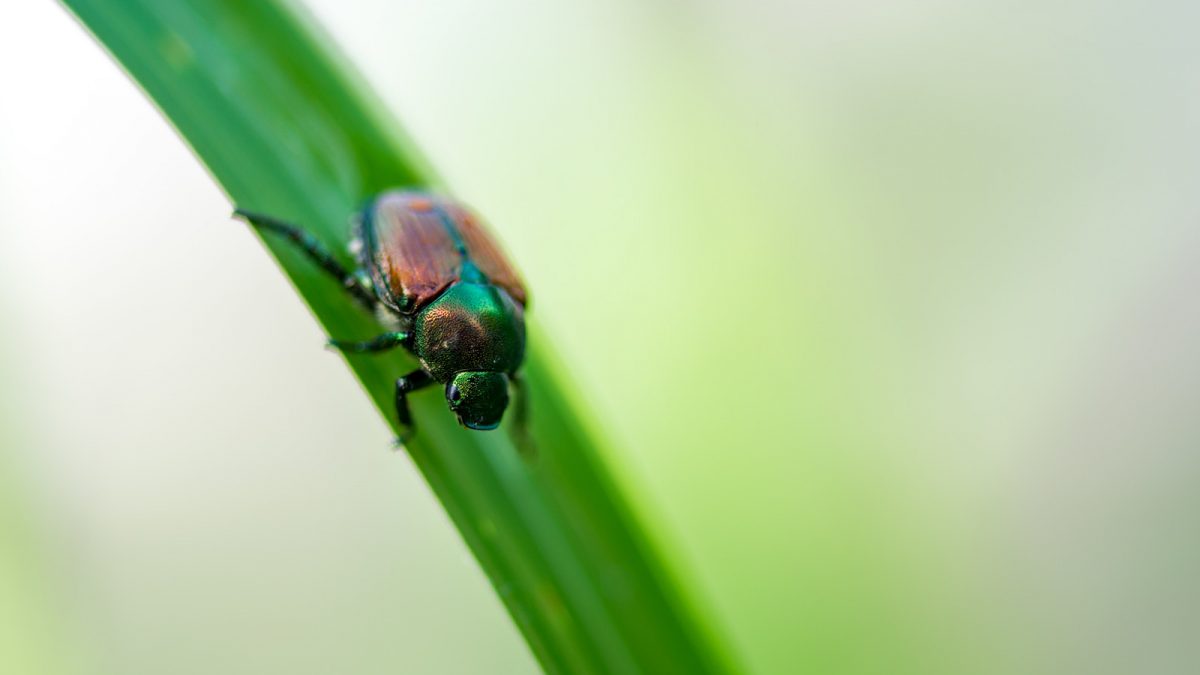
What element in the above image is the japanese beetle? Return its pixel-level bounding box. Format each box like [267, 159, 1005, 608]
[235, 191, 528, 445]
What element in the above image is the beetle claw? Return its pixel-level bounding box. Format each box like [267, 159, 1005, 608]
[392, 429, 415, 450]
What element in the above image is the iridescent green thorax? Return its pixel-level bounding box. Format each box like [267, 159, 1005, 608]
[412, 282, 525, 382]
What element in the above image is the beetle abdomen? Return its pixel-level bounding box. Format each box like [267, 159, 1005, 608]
[443, 203, 528, 307]
[362, 191, 528, 314]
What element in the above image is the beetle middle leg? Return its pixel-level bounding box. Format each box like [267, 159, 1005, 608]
[328, 331, 409, 354]
[394, 369, 433, 445]
[234, 208, 377, 311]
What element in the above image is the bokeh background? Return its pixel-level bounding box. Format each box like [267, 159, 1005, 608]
[2, 1, 1199, 674]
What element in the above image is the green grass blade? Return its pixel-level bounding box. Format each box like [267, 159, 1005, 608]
[59, 1, 734, 673]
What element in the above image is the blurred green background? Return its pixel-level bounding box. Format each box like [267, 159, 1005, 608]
[2, 1, 1199, 674]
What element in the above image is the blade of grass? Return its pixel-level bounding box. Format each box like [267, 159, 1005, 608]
[58, 1, 736, 673]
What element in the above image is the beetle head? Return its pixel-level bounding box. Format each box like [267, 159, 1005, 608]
[445, 371, 509, 430]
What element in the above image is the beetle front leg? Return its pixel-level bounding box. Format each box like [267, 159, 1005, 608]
[509, 373, 536, 459]
[233, 208, 377, 311]
[394, 369, 433, 446]
[327, 331, 409, 354]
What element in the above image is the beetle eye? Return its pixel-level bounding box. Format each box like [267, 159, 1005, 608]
[447, 383, 462, 403]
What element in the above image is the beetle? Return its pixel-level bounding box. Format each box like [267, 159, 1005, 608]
[234, 191, 529, 446]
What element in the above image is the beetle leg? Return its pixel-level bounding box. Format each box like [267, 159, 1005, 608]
[233, 208, 377, 311]
[394, 369, 433, 446]
[508, 373, 537, 459]
[327, 331, 409, 354]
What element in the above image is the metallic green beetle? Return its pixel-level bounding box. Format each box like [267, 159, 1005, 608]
[236, 191, 528, 444]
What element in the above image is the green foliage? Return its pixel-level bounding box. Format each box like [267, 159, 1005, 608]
[60, 1, 733, 673]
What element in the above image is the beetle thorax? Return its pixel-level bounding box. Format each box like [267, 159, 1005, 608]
[412, 282, 525, 382]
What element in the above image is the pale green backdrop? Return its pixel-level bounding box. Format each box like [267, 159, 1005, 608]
[2, 1, 1199, 674]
